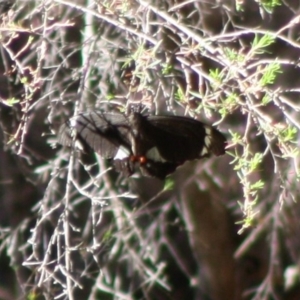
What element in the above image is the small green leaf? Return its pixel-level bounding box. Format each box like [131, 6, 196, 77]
[259, 62, 282, 86]
[164, 178, 174, 191]
[21, 77, 28, 84]
[162, 63, 173, 75]
[224, 47, 245, 62]
[259, 0, 282, 13]
[279, 125, 297, 142]
[175, 87, 185, 102]
[249, 153, 263, 173]
[2, 97, 20, 107]
[251, 34, 275, 55]
[261, 94, 272, 105]
[103, 229, 113, 242]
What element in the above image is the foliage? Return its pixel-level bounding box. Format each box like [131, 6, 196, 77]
[0, 0, 300, 300]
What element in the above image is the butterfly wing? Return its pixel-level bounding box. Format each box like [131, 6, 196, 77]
[58, 112, 132, 159]
[130, 114, 226, 163]
[58, 111, 226, 179]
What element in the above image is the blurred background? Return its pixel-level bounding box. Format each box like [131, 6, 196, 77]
[0, 0, 300, 299]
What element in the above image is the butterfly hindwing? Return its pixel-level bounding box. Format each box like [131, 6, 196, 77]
[128, 113, 226, 163]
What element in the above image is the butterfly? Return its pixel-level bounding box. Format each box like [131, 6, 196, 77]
[58, 111, 226, 179]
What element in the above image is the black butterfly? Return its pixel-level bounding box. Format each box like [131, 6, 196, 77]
[58, 111, 226, 179]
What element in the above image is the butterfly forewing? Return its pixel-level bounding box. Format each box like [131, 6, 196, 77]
[59, 112, 132, 158]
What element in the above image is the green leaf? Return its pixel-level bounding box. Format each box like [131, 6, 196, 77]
[279, 125, 297, 143]
[164, 178, 174, 191]
[259, 0, 282, 13]
[175, 87, 185, 102]
[259, 62, 282, 86]
[251, 34, 275, 55]
[2, 97, 20, 107]
[162, 63, 173, 75]
[224, 47, 245, 62]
